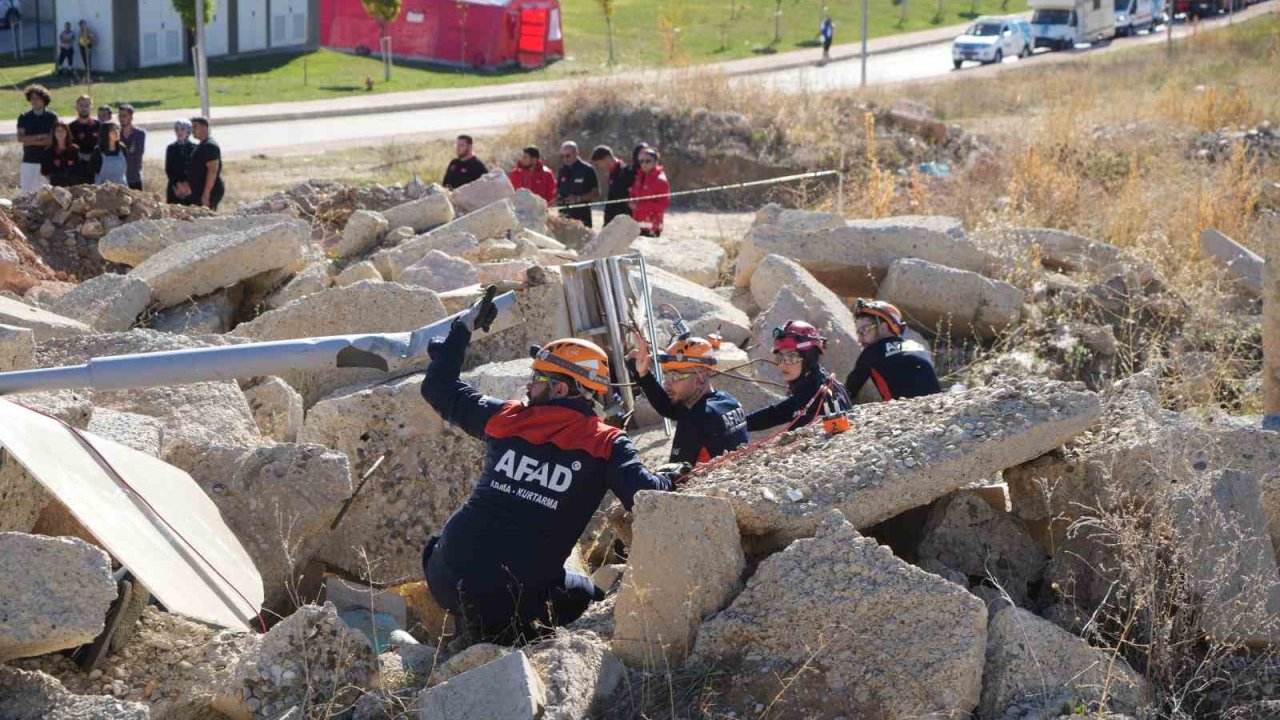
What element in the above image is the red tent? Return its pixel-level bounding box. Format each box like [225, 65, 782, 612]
[320, 0, 565, 70]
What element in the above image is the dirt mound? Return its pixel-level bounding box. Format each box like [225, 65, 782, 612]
[0, 210, 60, 295]
[236, 180, 424, 240]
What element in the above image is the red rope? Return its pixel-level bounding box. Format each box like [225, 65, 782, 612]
[15, 402, 268, 634]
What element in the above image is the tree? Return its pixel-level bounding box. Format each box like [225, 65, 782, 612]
[595, 0, 617, 66]
[362, 0, 402, 80]
[171, 0, 215, 31]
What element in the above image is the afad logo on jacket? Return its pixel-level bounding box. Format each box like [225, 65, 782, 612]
[492, 450, 580, 511]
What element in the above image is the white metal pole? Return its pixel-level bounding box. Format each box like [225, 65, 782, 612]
[861, 0, 869, 87]
[195, 0, 211, 118]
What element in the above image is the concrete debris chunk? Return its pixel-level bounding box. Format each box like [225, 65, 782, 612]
[980, 227, 1128, 274]
[879, 257, 1022, 338]
[381, 189, 455, 233]
[512, 188, 549, 235]
[648, 266, 752, 344]
[580, 215, 640, 260]
[0, 532, 117, 661]
[529, 630, 625, 720]
[375, 230, 480, 281]
[335, 260, 384, 287]
[0, 666, 151, 719]
[244, 377, 305, 443]
[399, 249, 479, 292]
[980, 605, 1149, 717]
[749, 255, 863, 382]
[51, 273, 153, 332]
[1200, 227, 1264, 297]
[688, 378, 1100, 542]
[419, 650, 547, 720]
[633, 234, 726, 287]
[0, 323, 34, 371]
[149, 286, 241, 335]
[87, 408, 164, 455]
[478, 260, 537, 286]
[613, 492, 744, 668]
[451, 169, 516, 214]
[336, 209, 390, 259]
[442, 198, 519, 243]
[917, 492, 1048, 604]
[692, 510, 987, 719]
[0, 293, 90, 340]
[265, 260, 333, 311]
[98, 213, 298, 267]
[129, 221, 308, 309]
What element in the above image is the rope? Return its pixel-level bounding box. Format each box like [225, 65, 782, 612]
[557, 169, 841, 211]
[16, 402, 268, 634]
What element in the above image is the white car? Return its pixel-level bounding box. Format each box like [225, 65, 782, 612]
[1115, 0, 1156, 35]
[952, 16, 1031, 69]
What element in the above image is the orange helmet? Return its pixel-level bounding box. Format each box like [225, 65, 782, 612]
[658, 337, 718, 372]
[854, 299, 905, 336]
[530, 338, 611, 395]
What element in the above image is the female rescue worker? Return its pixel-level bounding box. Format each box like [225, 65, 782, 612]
[746, 320, 852, 432]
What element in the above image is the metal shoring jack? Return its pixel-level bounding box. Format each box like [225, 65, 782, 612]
[821, 388, 851, 435]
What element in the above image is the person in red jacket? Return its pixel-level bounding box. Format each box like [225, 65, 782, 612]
[507, 146, 557, 205]
[630, 149, 671, 237]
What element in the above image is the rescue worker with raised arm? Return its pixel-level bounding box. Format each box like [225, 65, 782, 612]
[746, 320, 852, 432]
[420, 290, 675, 645]
[625, 330, 749, 467]
[845, 299, 941, 401]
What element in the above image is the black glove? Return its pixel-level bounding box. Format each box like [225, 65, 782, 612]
[463, 284, 499, 333]
[427, 336, 447, 361]
[655, 462, 693, 484]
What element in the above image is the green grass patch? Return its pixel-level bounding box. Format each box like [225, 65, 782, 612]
[0, 0, 1028, 121]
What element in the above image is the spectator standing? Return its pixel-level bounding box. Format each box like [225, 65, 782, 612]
[117, 104, 146, 191]
[56, 23, 76, 75]
[556, 141, 599, 228]
[92, 122, 128, 187]
[16, 85, 57, 194]
[165, 120, 196, 205]
[442, 134, 487, 189]
[187, 116, 224, 210]
[77, 20, 94, 77]
[630, 149, 670, 237]
[589, 145, 638, 226]
[69, 95, 100, 184]
[507, 146, 556, 205]
[820, 16, 835, 61]
[41, 122, 83, 188]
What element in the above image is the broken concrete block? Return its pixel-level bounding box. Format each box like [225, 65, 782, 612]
[0, 294, 89, 340]
[451, 169, 516, 214]
[231, 281, 448, 405]
[978, 227, 1128, 274]
[98, 214, 299, 267]
[752, 203, 847, 233]
[1200, 227, 1264, 297]
[447, 198, 519, 242]
[633, 234, 725, 287]
[336, 209, 389, 259]
[0, 533, 117, 661]
[334, 260, 384, 287]
[529, 630, 625, 720]
[52, 273, 153, 332]
[917, 492, 1047, 604]
[298, 374, 482, 582]
[265, 260, 334, 311]
[244, 377, 304, 443]
[613, 492, 744, 668]
[129, 221, 309, 309]
[381, 190, 455, 233]
[648, 266, 752, 345]
[0, 666, 151, 719]
[687, 378, 1102, 542]
[736, 213, 993, 296]
[0, 323, 34, 371]
[478, 260, 537, 286]
[399, 249, 479, 293]
[580, 215, 640, 260]
[692, 510, 987, 718]
[420, 651, 546, 720]
[149, 286, 242, 335]
[87, 407, 164, 455]
[748, 254, 863, 381]
[512, 188, 549, 235]
[879, 257, 1022, 338]
[980, 605, 1149, 717]
[374, 230, 480, 281]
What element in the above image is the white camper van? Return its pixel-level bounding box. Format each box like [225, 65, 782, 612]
[1114, 0, 1156, 35]
[1030, 0, 1116, 50]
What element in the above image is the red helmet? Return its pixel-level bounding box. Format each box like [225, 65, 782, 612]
[771, 320, 826, 354]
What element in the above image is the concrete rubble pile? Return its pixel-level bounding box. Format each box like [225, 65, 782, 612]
[1, 192, 1276, 720]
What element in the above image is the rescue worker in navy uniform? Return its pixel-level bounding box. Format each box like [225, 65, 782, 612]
[626, 330, 749, 467]
[420, 292, 675, 644]
[746, 320, 852, 432]
[845, 299, 941, 401]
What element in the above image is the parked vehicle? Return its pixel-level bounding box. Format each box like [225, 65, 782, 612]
[1115, 0, 1156, 34]
[1174, 0, 1246, 17]
[1030, 0, 1117, 50]
[951, 15, 1032, 69]
[1152, 0, 1169, 25]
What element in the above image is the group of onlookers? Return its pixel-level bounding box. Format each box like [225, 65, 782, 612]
[15, 86, 225, 210]
[55, 20, 96, 77]
[443, 135, 672, 237]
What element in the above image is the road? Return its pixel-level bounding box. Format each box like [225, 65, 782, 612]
[154, 3, 1274, 161]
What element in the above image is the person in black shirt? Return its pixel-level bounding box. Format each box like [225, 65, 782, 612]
[555, 141, 599, 228]
[589, 145, 637, 226]
[746, 320, 852, 432]
[68, 95, 100, 184]
[186, 116, 224, 210]
[16, 85, 57, 194]
[845, 299, 942, 401]
[42, 122, 83, 188]
[627, 330, 749, 467]
[442, 134, 487, 189]
[165, 119, 197, 205]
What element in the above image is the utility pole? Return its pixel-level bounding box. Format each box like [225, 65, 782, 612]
[195, 0, 211, 118]
[860, 0, 869, 87]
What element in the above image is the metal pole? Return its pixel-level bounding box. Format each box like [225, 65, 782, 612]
[860, 0, 869, 88]
[195, 0, 211, 118]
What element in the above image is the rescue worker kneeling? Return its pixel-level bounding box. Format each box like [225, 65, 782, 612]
[625, 331, 749, 466]
[420, 296, 675, 645]
[845, 299, 941, 401]
[747, 320, 852, 432]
